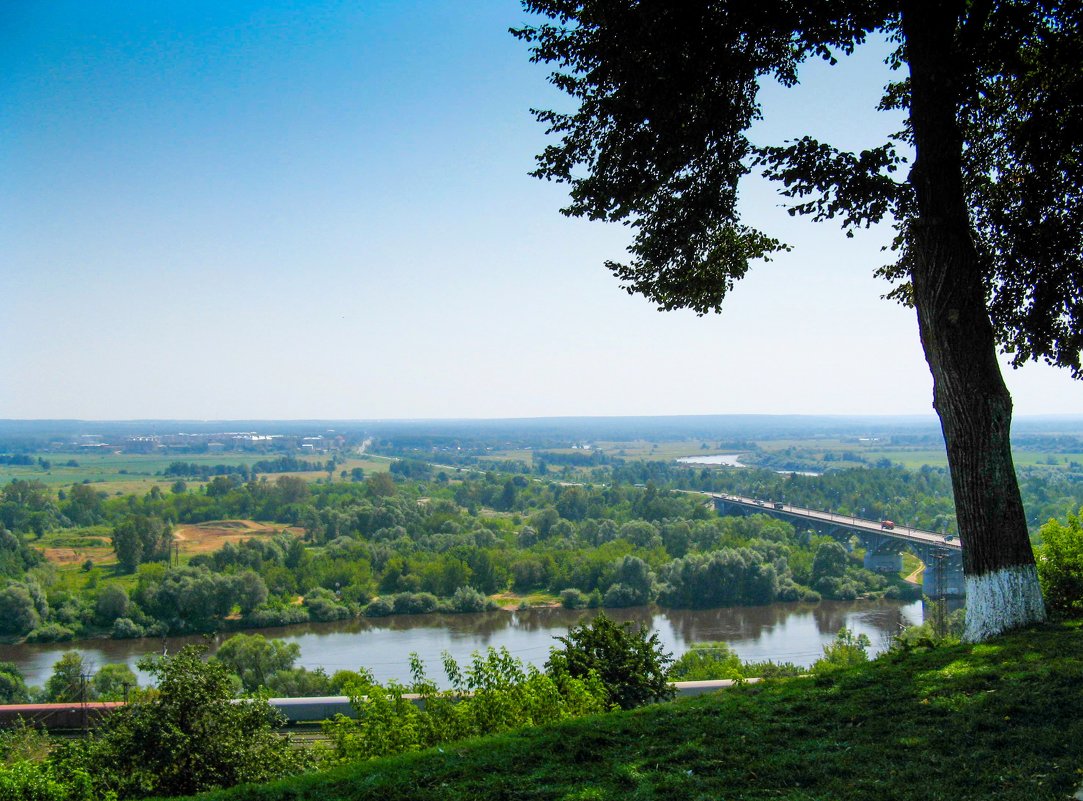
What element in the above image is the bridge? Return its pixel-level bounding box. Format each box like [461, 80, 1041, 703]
[709, 493, 964, 598]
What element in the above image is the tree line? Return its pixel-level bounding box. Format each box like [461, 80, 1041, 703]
[0, 466, 931, 643]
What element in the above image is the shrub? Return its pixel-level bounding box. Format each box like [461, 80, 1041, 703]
[0, 662, 30, 704]
[325, 648, 608, 762]
[811, 627, 871, 674]
[1035, 506, 1083, 614]
[243, 605, 310, 628]
[391, 592, 438, 615]
[50, 645, 310, 798]
[0, 760, 100, 801]
[111, 618, 145, 639]
[303, 588, 351, 622]
[25, 624, 74, 643]
[602, 583, 645, 608]
[450, 586, 489, 613]
[669, 642, 745, 681]
[560, 588, 587, 609]
[546, 614, 674, 709]
[363, 597, 394, 617]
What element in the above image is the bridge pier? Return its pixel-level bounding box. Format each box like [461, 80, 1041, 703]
[864, 550, 903, 574]
[921, 552, 965, 598]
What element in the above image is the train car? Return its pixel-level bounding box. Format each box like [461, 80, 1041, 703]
[0, 702, 124, 731]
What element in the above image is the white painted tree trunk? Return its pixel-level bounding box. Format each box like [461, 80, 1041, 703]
[963, 565, 1046, 643]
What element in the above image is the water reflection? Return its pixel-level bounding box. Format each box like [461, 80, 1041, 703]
[0, 600, 925, 688]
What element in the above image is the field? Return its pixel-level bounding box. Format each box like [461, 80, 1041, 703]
[0, 452, 391, 494]
[35, 520, 298, 589]
[577, 436, 1083, 474]
[170, 519, 297, 557]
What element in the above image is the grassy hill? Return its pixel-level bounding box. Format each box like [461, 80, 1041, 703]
[182, 621, 1083, 801]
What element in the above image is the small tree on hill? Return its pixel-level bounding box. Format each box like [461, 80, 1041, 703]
[52, 644, 307, 799]
[546, 614, 674, 709]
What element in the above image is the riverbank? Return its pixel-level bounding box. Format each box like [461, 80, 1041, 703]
[186, 619, 1082, 801]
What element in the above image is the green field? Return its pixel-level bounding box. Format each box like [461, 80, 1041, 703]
[0, 452, 391, 493]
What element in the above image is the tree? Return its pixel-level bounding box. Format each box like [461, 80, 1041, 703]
[0, 583, 41, 635]
[52, 645, 307, 798]
[811, 627, 872, 674]
[1035, 506, 1083, 614]
[366, 471, 397, 498]
[812, 541, 849, 583]
[63, 483, 102, 526]
[514, 1, 1082, 640]
[111, 515, 172, 573]
[0, 662, 30, 704]
[214, 633, 301, 693]
[91, 663, 138, 701]
[95, 584, 130, 625]
[42, 652, 92, 703]
[546, 613, 673, 709]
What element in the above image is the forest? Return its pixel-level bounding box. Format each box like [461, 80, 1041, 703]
[3, 448, 1081, 647]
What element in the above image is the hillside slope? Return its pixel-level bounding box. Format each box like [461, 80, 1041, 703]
[187, 621, 1083, 801]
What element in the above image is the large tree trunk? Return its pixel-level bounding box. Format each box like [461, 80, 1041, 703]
[903, 2, 1045, 641]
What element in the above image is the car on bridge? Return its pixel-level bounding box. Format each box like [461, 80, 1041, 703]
[880, 520, 895, 530]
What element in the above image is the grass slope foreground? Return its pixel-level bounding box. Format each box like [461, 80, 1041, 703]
[188, 622, 1083, 801]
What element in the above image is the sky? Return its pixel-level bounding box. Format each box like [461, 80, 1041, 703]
[2, 1, 1080, 421]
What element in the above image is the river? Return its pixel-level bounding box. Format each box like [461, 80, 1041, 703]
[676, 453, 746, 466]
[0, 599, 925, 688]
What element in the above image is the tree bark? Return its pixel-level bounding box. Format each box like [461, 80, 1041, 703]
[902, 2, 1045, 641]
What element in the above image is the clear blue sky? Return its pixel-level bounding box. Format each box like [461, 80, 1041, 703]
[2, 1, 1079, 420]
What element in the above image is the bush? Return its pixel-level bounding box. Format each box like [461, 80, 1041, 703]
[1036, 506, 1083, 614]
[811, 627, 871, 674]
[0, 662, 30, 704]
[111, 618, 145, 639]
[602, 583, 646, 608]
[391, 592, 438, 615]
[559, 588, 587, 609]
[892, 608, 966, 652]
[303, 588, 351, 622]
[546, 614, 674, 709]
[325, 648, 608, 762]
[50, 645, 310, 798]
[25, 624, 75, 643]
[0, 761, 100, 801]
[669, 642, 745, 681]
[243, 605, 310, 628]
[363, 597, 394, 617]
[450, 586, 490, 613]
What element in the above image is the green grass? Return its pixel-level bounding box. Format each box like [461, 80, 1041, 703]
[183, 621, 1083, 801]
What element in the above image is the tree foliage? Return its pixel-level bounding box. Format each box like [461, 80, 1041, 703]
[1036, 506, 1083, 614]
[546, 613, 673, 709]
[514, 0, 1083, 639]
[326, 648, 608, 762]
[214, 633, 301, 694]
[52, 645, 308, 799]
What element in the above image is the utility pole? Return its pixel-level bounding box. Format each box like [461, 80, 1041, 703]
[80, 671, 92, 736]
[931, 552, 947, 637]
